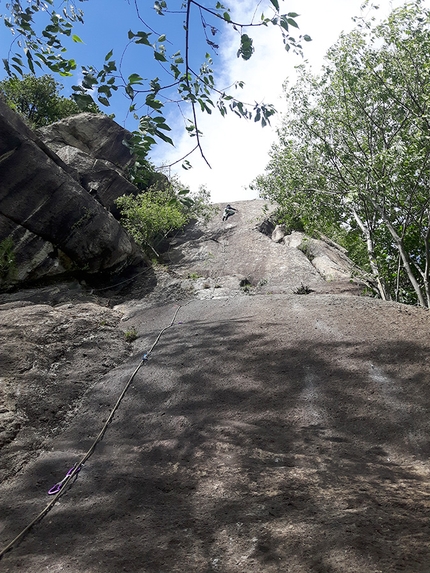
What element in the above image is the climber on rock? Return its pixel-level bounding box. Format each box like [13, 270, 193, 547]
[222, 204, 238, 222]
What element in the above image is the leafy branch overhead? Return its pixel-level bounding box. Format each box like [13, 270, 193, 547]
[1, 1, 310, 167]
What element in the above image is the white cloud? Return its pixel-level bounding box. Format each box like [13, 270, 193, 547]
[152, 0, 291, 203]
[151, 0, 429, 204]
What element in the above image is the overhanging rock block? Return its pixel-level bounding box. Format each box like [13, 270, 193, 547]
[37, 112, 135, 169]
[0, 139, 134, 273]
[0, 98, 140, 286]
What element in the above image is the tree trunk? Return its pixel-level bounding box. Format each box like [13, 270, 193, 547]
[423, 212, 430, 306]
[373, 204, 427, 307]
[352, 209, 389, 301]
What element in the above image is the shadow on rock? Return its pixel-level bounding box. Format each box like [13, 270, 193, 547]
[1, 297, 429, 572]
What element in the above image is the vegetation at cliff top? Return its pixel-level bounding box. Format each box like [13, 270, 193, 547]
[0, 74, 99, 127]
[116, 182, 218, 258]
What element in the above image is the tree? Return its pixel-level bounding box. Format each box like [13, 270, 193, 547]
[1, 1, 310, 166]
[0, 73, 99, 127]
[115, 180, 217, 257]
[254, 1, 430, 307]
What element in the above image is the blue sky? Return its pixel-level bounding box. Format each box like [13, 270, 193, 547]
[1, 0, 428, 203]
[0, 0, 214, 127]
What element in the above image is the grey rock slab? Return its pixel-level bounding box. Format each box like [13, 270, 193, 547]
[38, 113, 134, 169]
[166, 200, 361, 296]
[0, 295, 429, 572]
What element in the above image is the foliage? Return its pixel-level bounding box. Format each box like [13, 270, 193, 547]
[297, 238, 314, 262]
[0, 73, 99, 127]
[116, 188, 187, 256]
[124, 326, 138, 343]
[186, 184, 220, 224]
[294, 283, 313, 295]
[254, 0, 430, 307]
[124, 153, 171, 194]
[1, 1, 310, 164]
[116, 179, 215, 256]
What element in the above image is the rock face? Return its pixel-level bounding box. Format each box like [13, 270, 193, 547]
[283, 231, 360, 282]
[164, 200, 367, 299]
[0, 101, 143, 288]
[0, 296, 132, 483]
[38, 114, 169, 218]
[38, 113, 139, 217]
[271, 223, 286, 243]
[1, 200, 430, 573]
[38, 112, 135, 168]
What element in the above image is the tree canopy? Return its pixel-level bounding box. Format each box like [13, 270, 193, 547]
[254, 0, 430, 307]
[1, 1, 310, 166]
[0, 73, 99, 127]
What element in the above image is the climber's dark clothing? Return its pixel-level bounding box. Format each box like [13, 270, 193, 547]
[222, 205, 237, 222]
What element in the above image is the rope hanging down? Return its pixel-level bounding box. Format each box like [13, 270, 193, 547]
[0, 304, 183, 560]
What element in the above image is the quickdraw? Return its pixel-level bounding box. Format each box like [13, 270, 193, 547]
[48, 464, 81, 495]
[0, 303, 184, 560]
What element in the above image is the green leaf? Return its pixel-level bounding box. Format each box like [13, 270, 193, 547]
[237, 34, 254, 61]
[150, 78, 161, 93]
[11, 64, 23, 76]
[2, 59, 11, 76]
[105, 49, 114, 61]
[72, 34, 83, 43]
[125, 85, 134, 99]
[154, 1, 167, 15]
[134, 31, 152, 45]
[155, 130, 174, 145]
[153, 117, 171, 129]
[145, 94, 163, 110]
[270, 0, 280, 11]
[128, 73, 144, 84]
[82, 74, 97, 89]
[98, 96, 110, 107]
[143, 136, 156, 146]
[154, 51, 167, 62]
[223, 12, 231, 22]
[26, 53, 35, 74]
[171, 64, 181, 79]
[66, 58, 77, 71]
[280, 18, 289, 32]
[73, 94, 95, 109]
[98, 84, 112, 95]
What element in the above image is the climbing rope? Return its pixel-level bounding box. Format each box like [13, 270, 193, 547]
[0, 303, 183, 560]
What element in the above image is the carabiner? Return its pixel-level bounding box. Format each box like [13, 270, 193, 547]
[48, 464, 80, 495]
